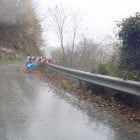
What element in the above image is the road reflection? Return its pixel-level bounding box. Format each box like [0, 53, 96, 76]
[27, 80, 131, 140]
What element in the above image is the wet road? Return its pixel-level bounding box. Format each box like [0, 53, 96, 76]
[0, 63, 139, 140]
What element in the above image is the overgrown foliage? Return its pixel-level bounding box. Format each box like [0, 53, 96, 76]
[118, 12, 140, 71]
[0, 0, 43, 57]
[51, 13, 140, 81]
[52, 37, 112, 70]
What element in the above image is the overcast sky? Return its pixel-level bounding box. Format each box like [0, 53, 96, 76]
[34, 0, 140, 47]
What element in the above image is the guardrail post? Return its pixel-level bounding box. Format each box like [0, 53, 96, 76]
[78, 80, 83, 89]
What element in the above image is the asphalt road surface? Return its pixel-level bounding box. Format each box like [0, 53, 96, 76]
[0, 63, 139, 140]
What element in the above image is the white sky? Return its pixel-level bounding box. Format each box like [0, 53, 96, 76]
[35, 0, 140, 47]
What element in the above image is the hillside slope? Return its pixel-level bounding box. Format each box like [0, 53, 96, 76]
[0, 0, 43, 60]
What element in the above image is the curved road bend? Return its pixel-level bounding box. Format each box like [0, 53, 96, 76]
[0, 63, 139, 140]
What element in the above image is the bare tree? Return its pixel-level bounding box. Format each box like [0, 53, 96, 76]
[69, 11, 82, 68]
[48, 4, 70, 66]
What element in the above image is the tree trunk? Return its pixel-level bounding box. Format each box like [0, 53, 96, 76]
[60, 34, 66, 66]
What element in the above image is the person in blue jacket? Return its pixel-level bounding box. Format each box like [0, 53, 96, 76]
[26, 56, 35, 71]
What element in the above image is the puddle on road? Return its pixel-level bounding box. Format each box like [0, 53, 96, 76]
[26, 78, 139, 140]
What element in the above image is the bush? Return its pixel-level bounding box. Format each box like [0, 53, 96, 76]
[118, 12, 140, 71]
[91, 63, 108, 75]
[91, 62, 140, 81]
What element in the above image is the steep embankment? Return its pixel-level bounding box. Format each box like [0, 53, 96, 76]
[0, 0, 43, 61]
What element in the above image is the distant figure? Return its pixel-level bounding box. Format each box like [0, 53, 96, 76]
[26, 56, 35, 71]
[36, 56, 40, 62]
[41, 58, 47, 63]
[48, 59, 54, 64]
[31, 56, 36, 61]
[27, 56, 31, 61]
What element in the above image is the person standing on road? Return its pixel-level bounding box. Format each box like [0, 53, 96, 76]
[26, 56, 35, 71]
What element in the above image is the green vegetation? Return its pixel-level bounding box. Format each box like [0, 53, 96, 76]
[91, 62, 140, 81]
[118, 12, 140, 71]
[91, 63, 108, 75]
[51, 13, 140, 81]
[90, 13, 140, 81]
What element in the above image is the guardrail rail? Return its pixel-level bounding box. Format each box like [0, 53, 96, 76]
[45, 63, 140, 96]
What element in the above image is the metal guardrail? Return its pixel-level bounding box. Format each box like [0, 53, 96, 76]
[45, 63, 140, 96]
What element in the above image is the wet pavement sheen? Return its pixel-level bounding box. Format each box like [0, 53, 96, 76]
[0, 63, 139, 140]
